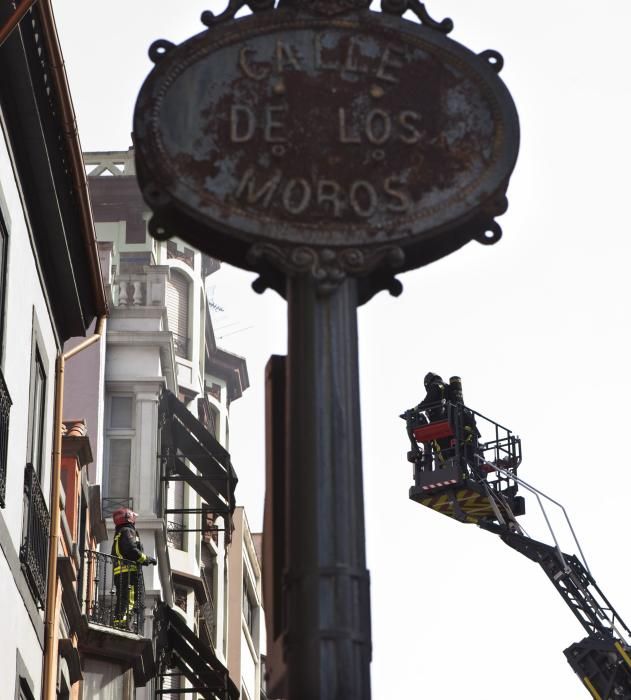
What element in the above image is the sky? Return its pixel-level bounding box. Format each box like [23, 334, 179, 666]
[52, 1, 631, 697]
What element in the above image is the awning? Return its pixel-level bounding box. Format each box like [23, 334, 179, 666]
[159, 389, 237, 516]
[154, 602, 238, 700]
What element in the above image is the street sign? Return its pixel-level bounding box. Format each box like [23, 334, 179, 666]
[134, 3, 519, 299]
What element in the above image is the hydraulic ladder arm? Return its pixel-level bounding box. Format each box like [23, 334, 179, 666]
[480, 504, 631, 700]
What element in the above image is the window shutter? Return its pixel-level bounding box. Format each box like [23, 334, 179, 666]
[108, 439, 131, 499]
[166, 271, 189, 350]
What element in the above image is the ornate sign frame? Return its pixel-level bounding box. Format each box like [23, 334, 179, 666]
[134, 0, 519, 301]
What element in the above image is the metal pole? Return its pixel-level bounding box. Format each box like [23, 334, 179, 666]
[285, 275, 371, 699]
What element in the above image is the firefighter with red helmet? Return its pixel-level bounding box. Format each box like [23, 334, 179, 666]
[111, 508, 156, 629]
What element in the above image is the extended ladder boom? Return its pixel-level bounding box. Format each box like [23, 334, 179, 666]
[499, 531, 630, 642]
[483, 523, 631, 699]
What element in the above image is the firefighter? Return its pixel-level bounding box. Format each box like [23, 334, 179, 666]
[417, 373, 450, 467]
[419, 372, 448, 421]
[111, 508, 156, 629]
[448, 375, 481, 467]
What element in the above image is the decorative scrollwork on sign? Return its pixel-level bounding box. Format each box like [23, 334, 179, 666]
[201, 0, 275, 27]
[147, 215, 173, 242]
[474, 221, 502, 245]
[148, 39, 176, 64]
[279, 0, 371, 15]
[381, 0, 453, 34]
[247, 243, 405, 295]
[478, 49, 504, 73]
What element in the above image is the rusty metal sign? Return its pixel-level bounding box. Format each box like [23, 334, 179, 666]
[134, 2, 519, 298]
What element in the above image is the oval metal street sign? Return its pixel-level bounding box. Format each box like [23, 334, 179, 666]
[134, 6, 519, 292]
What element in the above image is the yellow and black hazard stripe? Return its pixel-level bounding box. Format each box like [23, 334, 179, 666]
[420, 488, 502, 524]
[615, 641, 631, 669]
[582, 675, 602, 700]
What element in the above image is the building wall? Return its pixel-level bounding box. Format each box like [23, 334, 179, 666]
[0, 104, 62, 700]
[77, 149, 262, 699]
[227, 507, 264, 700]
[63, 326, 107, 484]
[93, 216, 225, 695]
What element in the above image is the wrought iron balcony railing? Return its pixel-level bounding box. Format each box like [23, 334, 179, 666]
[84, 550, 146, 635]
[199, 595, 217, 647]
[20, 463, 50, 609]
[0, 369, 12, 508]
[166, 520, 185, 550]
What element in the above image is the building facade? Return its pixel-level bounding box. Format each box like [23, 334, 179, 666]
[0, 2, 108, 699]
[63, 146, 265, 700]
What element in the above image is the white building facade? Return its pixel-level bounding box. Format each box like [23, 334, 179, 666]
[0, 3, 108, 699]
[66, 147, 265, 700]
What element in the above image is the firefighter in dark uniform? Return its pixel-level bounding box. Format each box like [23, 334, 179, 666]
[415, 373, 480, 469]
[419, 372, 448, 421]
[111, 508, 156, 628]
[448, 375, 480, 467]
[418, 372, 451, 467]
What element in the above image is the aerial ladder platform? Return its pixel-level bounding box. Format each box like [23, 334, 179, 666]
[401, 400, 631, 699]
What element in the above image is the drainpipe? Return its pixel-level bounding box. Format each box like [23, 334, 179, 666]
[0, 0, 39, 48]
[42, 316, 106, 700]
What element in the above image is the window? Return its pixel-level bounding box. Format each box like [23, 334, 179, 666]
[15, 650, 35, 700]
[28, 347, 46, 480]
[0, 367, 12, 508]
[21, 322, 50, 608]
[166, 270, 190, 358]
[210, 405, 220, 441]
[105, 395, 135, 512]
[243, 578, 255, 637]
[110, 396, 133, 428]
[174, 585, 188, 612]
[167, 476, 186, 551]
[82, 657, 134, 700]
[17, 683, 34, 700]
[107, 439, 131, 500]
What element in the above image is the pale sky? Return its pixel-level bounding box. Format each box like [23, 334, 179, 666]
[52, 1, 631, 697]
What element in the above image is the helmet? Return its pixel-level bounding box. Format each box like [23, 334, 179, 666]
[112, 507, 137, 527]
[424, 372, 442, 389]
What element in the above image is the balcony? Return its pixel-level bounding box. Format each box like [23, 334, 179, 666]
[20, 463, 50, 608]
[0, 369, 11, 508]
[84, 550, 145, 635]
[159, 389, 237, 545]
[108, 265, 169, 310]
